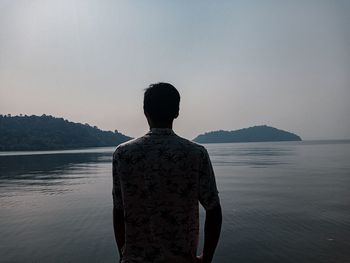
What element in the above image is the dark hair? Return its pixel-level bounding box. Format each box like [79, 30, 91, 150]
[143, 82, 180, 122]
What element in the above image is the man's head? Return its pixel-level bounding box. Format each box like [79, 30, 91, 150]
[143, 82, 180, 128]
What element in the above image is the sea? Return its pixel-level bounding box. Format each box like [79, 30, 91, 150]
[0, 140, 350, 263]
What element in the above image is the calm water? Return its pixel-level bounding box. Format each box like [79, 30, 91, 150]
[1, 141, 350, 263]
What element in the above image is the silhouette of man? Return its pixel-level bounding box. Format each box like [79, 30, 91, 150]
[113, 83, 222, 263]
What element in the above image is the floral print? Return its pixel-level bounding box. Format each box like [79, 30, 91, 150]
[113, 128, 220, 263]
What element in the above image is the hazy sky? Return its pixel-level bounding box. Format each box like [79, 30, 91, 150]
[1, 0, 349, 140]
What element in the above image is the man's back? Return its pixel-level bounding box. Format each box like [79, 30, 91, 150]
[113, 128, 220, 263]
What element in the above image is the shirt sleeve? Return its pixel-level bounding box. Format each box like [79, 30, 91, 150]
[112, 151, 124, 210]
[199, 148, 220, 211]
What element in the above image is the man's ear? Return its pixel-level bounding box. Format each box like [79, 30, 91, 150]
[174, 112, 179, 119]
[144, 111, 150, 118]
[144, 111, 152, 126]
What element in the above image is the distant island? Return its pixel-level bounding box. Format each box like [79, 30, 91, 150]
[0, 115, 132, 151]
[193, 125, 302, 143]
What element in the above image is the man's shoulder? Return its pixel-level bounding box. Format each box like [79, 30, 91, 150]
[113, 137, 144, 158]
[118, 137, 144, 148]
[174, 134, 207, 153]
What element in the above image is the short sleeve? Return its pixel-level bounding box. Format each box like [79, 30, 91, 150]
[112, 151, 124, 210]
[199, 148, 220, 211]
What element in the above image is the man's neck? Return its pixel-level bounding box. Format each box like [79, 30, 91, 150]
[149, 123, 173, 130]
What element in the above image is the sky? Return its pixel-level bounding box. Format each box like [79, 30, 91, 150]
[0, 0, 349, 140]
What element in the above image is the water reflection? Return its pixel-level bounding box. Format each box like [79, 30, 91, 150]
[0, 151, 113, 194]
[206, 143, 296, 167]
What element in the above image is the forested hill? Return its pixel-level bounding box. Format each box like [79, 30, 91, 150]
[193, 125, 302, 143]
[0, 115, 132, 151]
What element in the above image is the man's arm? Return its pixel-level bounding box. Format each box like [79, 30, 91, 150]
[113, 207, 125, 258]
[112, 150, 125, 259]
[198, 148, 222, 263]
[200, 204, 222, 263]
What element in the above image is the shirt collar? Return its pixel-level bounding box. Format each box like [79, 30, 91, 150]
[147, 128, 175, 135]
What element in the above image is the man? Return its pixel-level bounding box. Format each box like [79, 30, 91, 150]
[112, 83, 222, 263]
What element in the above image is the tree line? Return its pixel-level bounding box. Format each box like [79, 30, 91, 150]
[0, 114, 132, 151]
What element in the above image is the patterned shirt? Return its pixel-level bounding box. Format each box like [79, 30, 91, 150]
[112, 128, 220, 263]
